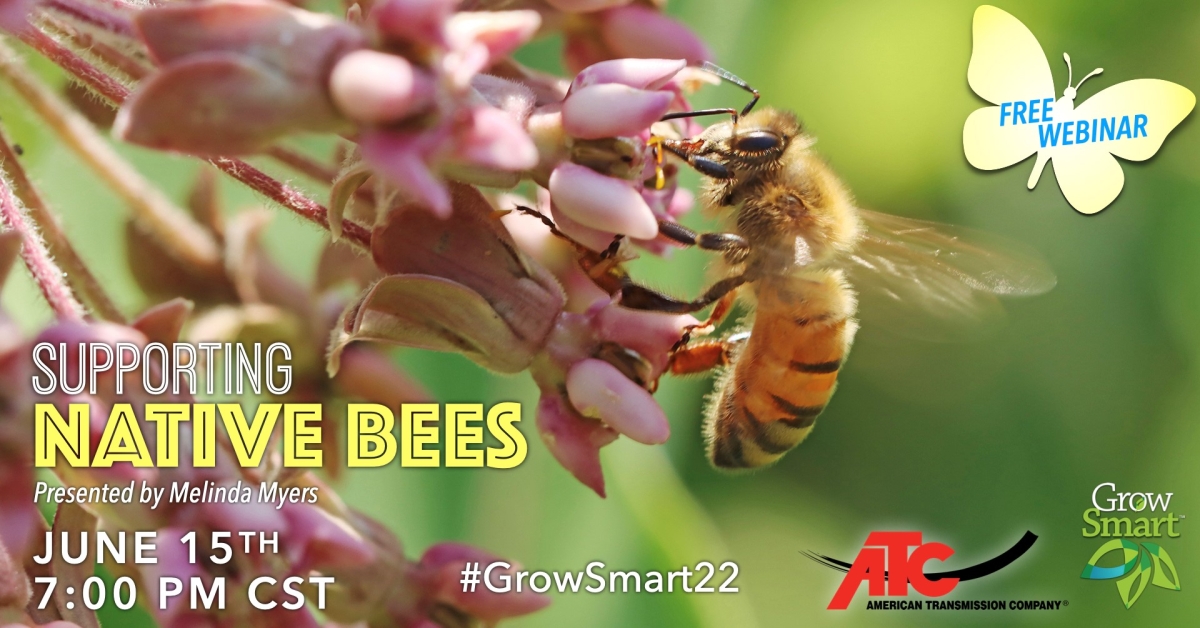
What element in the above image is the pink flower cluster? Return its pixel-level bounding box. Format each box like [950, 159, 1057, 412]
[330, 184, 695, 496]
[107, 0, 709, 246]
[0, 0, 722, 624]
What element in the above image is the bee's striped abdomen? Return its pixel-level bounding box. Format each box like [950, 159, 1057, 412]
[705, 270, 857, 469]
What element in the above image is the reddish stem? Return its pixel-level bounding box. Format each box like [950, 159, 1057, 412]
[18, 27, 130, 102]
[0, 126, 124, 321]
[20, 26, 374, 250]
[209, 157, 372, 249]
[42, 15, 150, 81]
[265, 146, 340, 184]
[41, 0, 136, 38]
[0, 166, 86, 321]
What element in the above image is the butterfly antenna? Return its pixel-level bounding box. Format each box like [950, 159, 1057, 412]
[1062, 52, 1073, 90]
[1075, 67, 1104, 91]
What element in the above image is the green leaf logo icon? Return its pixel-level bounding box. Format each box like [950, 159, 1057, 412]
[1082, 539, 1182, 608]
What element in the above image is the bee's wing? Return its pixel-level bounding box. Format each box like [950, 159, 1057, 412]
[840, 209, 1056, 341]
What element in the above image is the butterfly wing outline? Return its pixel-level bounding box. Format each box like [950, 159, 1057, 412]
[1047, 79, 1194, 214]
[963, 5, 1056, 171]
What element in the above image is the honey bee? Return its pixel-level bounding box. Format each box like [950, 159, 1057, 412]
[522, 63, 1056, 470]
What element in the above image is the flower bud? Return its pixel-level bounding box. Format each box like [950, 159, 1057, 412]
[600, 5, 712, 63]
[329, 50, 435, 124]
[566, 358, 669, 444]
[548, 162, 658, 239]
[562, 83, 673, 139]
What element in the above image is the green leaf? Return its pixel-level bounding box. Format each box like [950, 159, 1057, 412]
[1143, 543, 1182, 591]
[1115, 546, 1153, 608]
[1081, 538, 1139, 580]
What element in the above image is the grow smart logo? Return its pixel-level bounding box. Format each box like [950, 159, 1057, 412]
[1081, 483, 1182, 608]
[962, 5, 1194, 214]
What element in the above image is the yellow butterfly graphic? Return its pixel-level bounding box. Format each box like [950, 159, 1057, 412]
[963, 5, 1195, 214]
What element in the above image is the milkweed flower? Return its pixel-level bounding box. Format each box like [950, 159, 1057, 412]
[330, 184, 694, 495]
[127, 170, 429, 474]
[523, 57, 703, 255]
[335, 4, 543, 217]
[561, 4, 712, 73]
[0, 0, 722, 623]
[116, 0, 368, 155]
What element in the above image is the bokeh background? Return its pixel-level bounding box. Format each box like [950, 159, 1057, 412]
[3, 0, 1199, 625]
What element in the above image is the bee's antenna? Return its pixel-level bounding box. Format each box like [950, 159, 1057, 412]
[700, 62, 760, 118]
[659, 61, 760, 124]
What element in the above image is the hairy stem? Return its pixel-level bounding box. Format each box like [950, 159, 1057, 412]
[0, 35, 226, 276]
[41, 0, 136, 39]
[0, 127, 125, 321]
[19, 27, 374, 250]
[0, 165, 86, 321]
[265, 146, 340, 184]
[40, 14, 149, 82]
[209, 157, 372, 249]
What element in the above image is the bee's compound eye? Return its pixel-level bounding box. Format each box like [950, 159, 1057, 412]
[731, 130, 781, 154]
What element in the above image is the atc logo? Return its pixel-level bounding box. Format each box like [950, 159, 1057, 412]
[806, 530, 1038, 610]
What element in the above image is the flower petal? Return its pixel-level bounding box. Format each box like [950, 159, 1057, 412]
[134, 0, 364, 68]
[369, 184, 564, 350]
[566, 358, 668, 444]
[371, 0, 456, 48]
[536, 393, 617, 496]
[593, 303, 696, 372]
[549, 202, 621, 253]
[450, 106, 538, 172]
[548, 162, 657, 239]
[358, 130, 452, 216]
[115, 54, 340, 155]
[446, 10, 542, 66]
[570, 58, 686, 91]
[0, 0, 30, 32]
[328, 275, 537, 375]
[329, 50, 435, 124]
[130, 298, 194, 345]
[600, 6, 712, 63]
[562, 83, 672, 139]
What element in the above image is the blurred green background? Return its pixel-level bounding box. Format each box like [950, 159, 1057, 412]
[3, 0, 1199, 625]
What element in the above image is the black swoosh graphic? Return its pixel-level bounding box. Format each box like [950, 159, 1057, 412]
[801, 531, 1037, 581]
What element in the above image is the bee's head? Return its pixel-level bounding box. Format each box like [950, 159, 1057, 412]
[663, 107, 804, 178]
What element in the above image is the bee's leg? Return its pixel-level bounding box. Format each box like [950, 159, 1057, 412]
[669, 331, 751, 376]
[657, 221, 749, 265]
[620, 273, 747, 314]
[669, 340, 731, 375]
[508, 204, 628, 294]
[672, 290, 738, 349]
